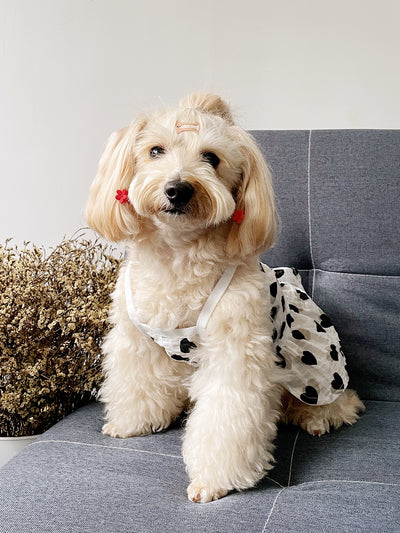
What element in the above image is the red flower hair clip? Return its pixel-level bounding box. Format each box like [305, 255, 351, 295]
[115, 189, 130, 204]
[232, 209, 245, 224]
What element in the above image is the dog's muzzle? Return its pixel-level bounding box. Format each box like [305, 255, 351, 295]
[164, 180, 194, 212]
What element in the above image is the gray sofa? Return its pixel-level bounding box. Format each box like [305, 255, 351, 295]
[1, 130, 399, 532]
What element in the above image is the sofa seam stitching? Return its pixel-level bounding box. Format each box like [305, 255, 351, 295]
[287, 478, 399, 488]
[287, 429, 300, 487]
[264, 476, 285, 489]
[31, 440, 286, 488]
[261, 429, 300, 532]
[307, 129, 316, 298]
[261, 488, 285, 533]
[298, 268, 400, 279]
[30, 439, 182, 459]
[261, 477, 397, 531]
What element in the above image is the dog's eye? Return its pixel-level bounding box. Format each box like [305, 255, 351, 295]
[202, 152, 220, 169]
[149, 146, 165, 159]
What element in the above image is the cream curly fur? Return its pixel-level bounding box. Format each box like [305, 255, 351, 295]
[86, 93, 363, 503]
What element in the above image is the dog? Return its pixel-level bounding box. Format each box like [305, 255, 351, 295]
[86, 92, 364, 503]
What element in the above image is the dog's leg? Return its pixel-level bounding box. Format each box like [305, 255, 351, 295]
[281, 389, 365, 436]
[100, 325, 192, 438]
[183, 339, 281, 503]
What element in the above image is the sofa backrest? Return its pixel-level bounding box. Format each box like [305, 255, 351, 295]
[256, 130, 399, 402]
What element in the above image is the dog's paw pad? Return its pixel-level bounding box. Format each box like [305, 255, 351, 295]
[187, 482, 228, 503]
[303, 418, 330, 437]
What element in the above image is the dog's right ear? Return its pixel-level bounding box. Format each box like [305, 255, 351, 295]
[86, 118, 147, 242]
[179, 92, 235, 125]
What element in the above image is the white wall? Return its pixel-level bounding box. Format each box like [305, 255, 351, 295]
[1, 0, 399, 248]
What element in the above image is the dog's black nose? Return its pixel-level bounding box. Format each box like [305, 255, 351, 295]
[164, 181, 194, 206]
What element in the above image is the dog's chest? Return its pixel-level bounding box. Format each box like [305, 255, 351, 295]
[128, 264, 219, 330]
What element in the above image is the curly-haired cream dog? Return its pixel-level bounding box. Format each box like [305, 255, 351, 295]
[86, 93, 364, 503]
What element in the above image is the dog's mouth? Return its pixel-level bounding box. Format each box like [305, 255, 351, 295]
[163, 207, 187, 215]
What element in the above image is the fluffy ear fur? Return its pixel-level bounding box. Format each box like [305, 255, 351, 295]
[226, 129, 277, 258]
[86, 118, 147, 242]
[179, 92, 235, 125]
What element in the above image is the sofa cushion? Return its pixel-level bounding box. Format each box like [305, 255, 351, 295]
[255, 130, 312, 272]
[311, 270, 400, 401]
[258, 130, 400, 401]
[257, 130, 400, 276]
[308, 130, 400, 276]
[0, 401, 398, 533]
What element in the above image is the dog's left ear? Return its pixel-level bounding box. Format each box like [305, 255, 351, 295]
[226, 129, 277, 258]
[86, 117, 147, 242]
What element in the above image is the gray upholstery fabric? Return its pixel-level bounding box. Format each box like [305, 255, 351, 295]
[257, 130, 312, 271]
[0, 401, 399, 533]
[259, 130, 400, 276]
[308, 131, 399, 276]
[259, 129, 400, 402]
[311, 270, 400, 402]
[1, 130, 399, 532]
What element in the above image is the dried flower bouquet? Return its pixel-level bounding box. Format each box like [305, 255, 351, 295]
[0, 235, 121, 437]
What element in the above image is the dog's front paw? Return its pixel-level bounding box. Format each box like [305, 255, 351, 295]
[187, 481, 229, 503]
[302, 418, 331, 437]
[102, 422, 151, 438]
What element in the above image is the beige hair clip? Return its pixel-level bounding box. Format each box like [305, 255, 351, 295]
[176, 121, 200, 134]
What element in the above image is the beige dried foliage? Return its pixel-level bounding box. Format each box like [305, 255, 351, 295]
[0, 234, 121, 436]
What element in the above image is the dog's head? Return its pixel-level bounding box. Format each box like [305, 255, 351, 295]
[86, 93, 276, 258]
